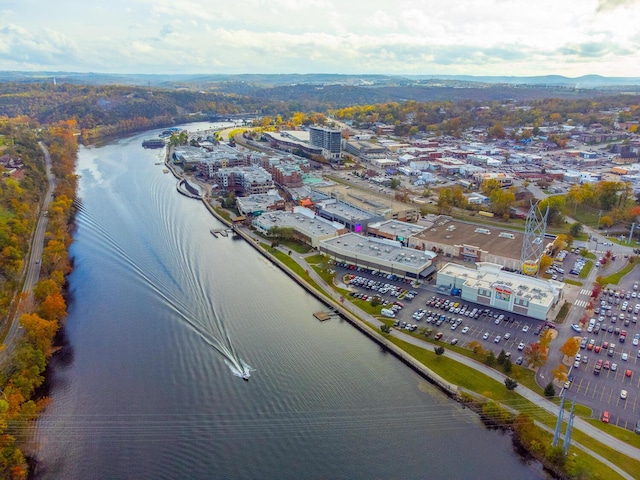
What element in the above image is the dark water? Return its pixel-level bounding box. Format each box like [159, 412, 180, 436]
[33, 124, 545, 479]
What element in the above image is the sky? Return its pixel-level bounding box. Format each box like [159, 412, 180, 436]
[1, 0, 640, 77]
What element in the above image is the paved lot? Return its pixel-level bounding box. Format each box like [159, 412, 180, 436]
[337, 260, 640, 432]
[565, 284, 640, 430]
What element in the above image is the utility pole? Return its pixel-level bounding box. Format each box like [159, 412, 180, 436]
[552, 390, 565, 447]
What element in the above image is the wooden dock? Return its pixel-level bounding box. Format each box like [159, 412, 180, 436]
[313, 311, 335, 321]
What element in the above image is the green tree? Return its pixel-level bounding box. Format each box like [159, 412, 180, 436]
[569, 222, 583, 237]
[380, 324, 391, 334]
[434, 346, 445, 356]
[497, 349, 507, 365]
[503, 358, 512, 374]
[544, 382, 556, 397]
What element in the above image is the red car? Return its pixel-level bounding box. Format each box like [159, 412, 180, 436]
[626, 369, 633, 378]
[604, 360, 611, 370]
[595, 345, 601, 353]
[602, 411, 610, 423]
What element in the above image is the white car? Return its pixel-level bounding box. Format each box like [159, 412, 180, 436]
[518, 342, 525, 351]
[612, 363, 618, 371]
[522, 325, 529, 333]
[503, 332, 511, 340]
[621, 389, 628, 400]
[494, 335, 501, 343]
[622, 352, 628, 361]
[461, 326, 470, 334]
[482, 332, 490, 340]
[571, 324, 582, 333]
[573, 359, 580, 368]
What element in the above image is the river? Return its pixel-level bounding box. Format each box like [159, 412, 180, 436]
[33, 123, 546, 479]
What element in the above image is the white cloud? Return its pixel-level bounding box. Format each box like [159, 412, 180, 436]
[1, 0, 639, 75]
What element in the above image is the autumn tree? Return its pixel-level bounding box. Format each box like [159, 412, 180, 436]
[523, 342, 547, 369]
[553, 365, 569, 386]
[19, 313, 58, 353]
[559, 337, 580, 359]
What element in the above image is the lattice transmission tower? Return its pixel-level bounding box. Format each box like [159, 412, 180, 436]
[520, 201, 549, 275]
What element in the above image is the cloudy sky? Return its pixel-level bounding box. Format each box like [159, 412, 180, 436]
[1, 0, 640, 77]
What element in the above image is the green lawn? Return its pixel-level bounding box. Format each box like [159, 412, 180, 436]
[578, 260, 594, 279]
[599, 260, 639, 286]
[384, 336, 640, 479]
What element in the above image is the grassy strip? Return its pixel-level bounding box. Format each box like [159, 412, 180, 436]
[555, 302, 572, 324]
[384, 336, 639, 479]
[599, 260, 639, 286]
[564, 279, 583, 286]
[579, 260, 594, 279]
[212, 207, 231, 222]
[582, 251, 597, 260]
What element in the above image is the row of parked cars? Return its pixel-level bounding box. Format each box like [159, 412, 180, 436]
[346, 275, 418, 300]
[569, 256, 589, 276]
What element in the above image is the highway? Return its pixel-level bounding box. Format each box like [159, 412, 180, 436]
[0, 141, 56, 362]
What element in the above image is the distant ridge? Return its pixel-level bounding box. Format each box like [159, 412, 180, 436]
[1, 71, 639, 89]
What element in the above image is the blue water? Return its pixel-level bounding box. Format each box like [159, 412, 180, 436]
[33, 124, 545, 479]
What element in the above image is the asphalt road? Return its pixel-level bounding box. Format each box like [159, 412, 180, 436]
[0, 142, 56, 363]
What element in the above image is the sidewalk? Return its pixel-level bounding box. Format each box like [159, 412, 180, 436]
[280, 245, 640, 465]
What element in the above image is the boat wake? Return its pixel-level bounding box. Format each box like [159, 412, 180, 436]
[75, 204, 253, 380]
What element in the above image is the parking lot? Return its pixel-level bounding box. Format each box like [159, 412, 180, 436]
[337, 264, 549, 369]
[565, 282, 640, 429]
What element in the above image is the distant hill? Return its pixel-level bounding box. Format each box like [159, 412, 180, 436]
[2, 71, 640, 89]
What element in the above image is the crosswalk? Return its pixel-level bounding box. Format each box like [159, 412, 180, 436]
[580, 289, 592, 296]
[575, 300, 590, 308]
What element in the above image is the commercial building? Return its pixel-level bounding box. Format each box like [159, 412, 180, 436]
[319, 233, 437, 279]
[253, 207, 346, 248]
[407, 216, 525, 271]
[309, 126, 342, 160]
[367, 220, 427, 245]
[436, 262, 563, 320]
[236, 191, 285, 217]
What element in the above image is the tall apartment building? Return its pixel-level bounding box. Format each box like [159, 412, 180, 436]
[309, 126, 342, 161]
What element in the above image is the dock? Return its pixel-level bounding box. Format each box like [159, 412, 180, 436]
[313, 311, 335, 321]
[210, 228, 231, 238]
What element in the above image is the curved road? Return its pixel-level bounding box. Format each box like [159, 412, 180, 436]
[0, 142, 56, 362]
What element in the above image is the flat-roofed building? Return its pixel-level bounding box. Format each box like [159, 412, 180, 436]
[319, 233, 437, 279]
[436, 262, 563, 320]
[216, 166, 274, 195]
[315, 199, 383, 233]
[368, 220, 427, 245]
[236, 191, 285, 217]
[407, 216, 525, 271]
[253, 207, 346, 248]
[314, 183, 420, 222]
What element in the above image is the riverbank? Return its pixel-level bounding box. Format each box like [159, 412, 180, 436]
[197, 195, 640, 479]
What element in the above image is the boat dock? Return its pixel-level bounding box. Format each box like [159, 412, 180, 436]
[313, 310, 338, 321]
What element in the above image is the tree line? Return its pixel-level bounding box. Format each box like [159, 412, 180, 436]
[0, 119, 77, 478]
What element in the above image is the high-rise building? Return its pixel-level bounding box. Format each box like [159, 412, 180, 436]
[309, 126, 342, 160]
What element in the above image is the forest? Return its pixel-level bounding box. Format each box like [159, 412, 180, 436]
[1, 81, 640, 143]
[0, 118, 77, 478]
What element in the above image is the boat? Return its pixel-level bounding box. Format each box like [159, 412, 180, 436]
[142, 139, 166, 149]
[242, 373, 250, 381]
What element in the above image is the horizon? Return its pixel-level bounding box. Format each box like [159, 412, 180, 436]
[1, 0, 640, 77]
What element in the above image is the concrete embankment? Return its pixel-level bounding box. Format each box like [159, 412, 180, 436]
[199, 198, 458, 397]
